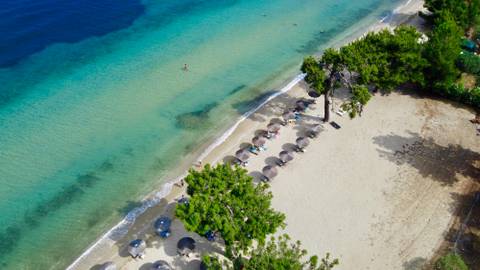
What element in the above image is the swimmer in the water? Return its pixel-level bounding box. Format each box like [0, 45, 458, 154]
[183, 64, 188, 71]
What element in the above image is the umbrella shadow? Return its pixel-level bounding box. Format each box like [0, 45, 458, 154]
[89, 264, 107, 270]
[249, 171, 266, 183]
[270, 118, 284, 125]
[292, 125, 309, 137]
[139, 262, 154, 270]
[171, 257, 202, 270]
[282, 143, 299, 152]
[255, 129, 269, 137]
[239, 142, 253, 149]
[223, 155, 238, 165]
[402, 257, 426, 270]
[265, 156, 283, 167]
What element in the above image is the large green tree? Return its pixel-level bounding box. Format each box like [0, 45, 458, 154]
[424, 12, 463, 89]
[241, 235, 339, 270]
[301, 56, 329, 121]
[424, 0, 480, 32]
[175, 164, 285, 258]
[202, 235, 339, 270]
[340, 26, 427, 91]
[341, 85, 372, 118]
[301, 48, 349, 122]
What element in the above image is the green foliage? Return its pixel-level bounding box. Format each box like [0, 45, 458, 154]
[341, 85, 372, 118]
[321, 48, 343, 73]
[424, 12, 463, 89]
[175, 164, 285, 257]
[439, 83, 480, 108]
[301, 56, 327, 94]
[457, 51, 480, 75]
[340, 26, 427, 91]
[236, 234, 339, 270]
[435, 253, 468, 270]
[201, 255, 224, 270]
[424, 0, 480, 30]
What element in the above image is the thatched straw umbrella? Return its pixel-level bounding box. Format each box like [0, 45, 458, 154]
[128, 239, 146, 258]
[177, 237, 196, 256]
[306, 125, 322, 138]
[235, 149, 250, 163]
[151, 260, 173, 270]
[308, 91, 321, 98]
[296, 137, 310, 151]
[267, 123, 281, 133]
[154, 216, 172, 237]
[296, 100, 307, 111]
[262, 165, 278, 181]
[252, 136, 267, 148]
[279, 151, 294, 164]
[282, 111, 295, 123]
[99, 262, 117, 270]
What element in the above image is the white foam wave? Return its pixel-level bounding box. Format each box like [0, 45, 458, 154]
[66, 181, 175, 270]
[67, 0, 416, 267]
[66, 73, 304, 270]
[198, 73, 306, 164]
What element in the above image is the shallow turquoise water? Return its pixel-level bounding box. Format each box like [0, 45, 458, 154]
[0, 0, 401, 269]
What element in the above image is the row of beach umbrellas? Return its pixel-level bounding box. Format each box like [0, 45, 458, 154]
[243, 98, 320, 181]
[121, 236, 195, 266]
[100, 97, 322, 269]
[233, 121, 283, 165]
[99, 259, 173, 270]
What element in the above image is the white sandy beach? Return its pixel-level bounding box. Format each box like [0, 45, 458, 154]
[69, 0, 480, 269]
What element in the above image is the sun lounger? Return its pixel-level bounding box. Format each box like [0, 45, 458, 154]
[330, 121, 341, 129]
[336, 109, 345, 116]
[248, 146, 259, 155]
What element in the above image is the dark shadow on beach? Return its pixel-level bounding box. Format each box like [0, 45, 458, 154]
[223, 155, 237, 165]
[402, 257, 427, 270]
[282, 143, 298, 153]
[249, 171, 265, 184]
[265, 156, 283, 167]
[426, 190, 480, 269]
[373, 131, 480, 185]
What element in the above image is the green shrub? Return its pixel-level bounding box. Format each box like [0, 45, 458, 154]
[434, 83, 480, 109]
[435, 253, 468, 270]
[457, 52, 480, 75]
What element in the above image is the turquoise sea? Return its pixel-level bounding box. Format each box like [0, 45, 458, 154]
[0, 0, 402, 269]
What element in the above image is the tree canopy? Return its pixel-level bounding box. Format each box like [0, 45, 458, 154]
[175, 164, 285, 257]
[424, 0, 480, 31]
[435, 253, 468, 270]
[424, 12, 463, 89]
[300, 26, 429, 120]
[341, 26, 428, 91]
[241, 235, 339, 270]
[201, 235, 339, 270]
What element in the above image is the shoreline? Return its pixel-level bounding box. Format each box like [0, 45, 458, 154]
[67, 0, 426, 269]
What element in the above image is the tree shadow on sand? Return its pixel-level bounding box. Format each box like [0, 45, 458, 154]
[402, 257, 427, 270]
[373, 131, 480, 186]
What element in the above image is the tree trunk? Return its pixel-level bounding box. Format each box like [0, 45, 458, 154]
[324, 91, 330, 122]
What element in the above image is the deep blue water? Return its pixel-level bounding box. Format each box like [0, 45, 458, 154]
[0, 0, 144, 67]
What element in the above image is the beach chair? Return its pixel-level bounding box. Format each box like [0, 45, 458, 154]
[330, 121, 341, 129]
[248, 146, 259, 155]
